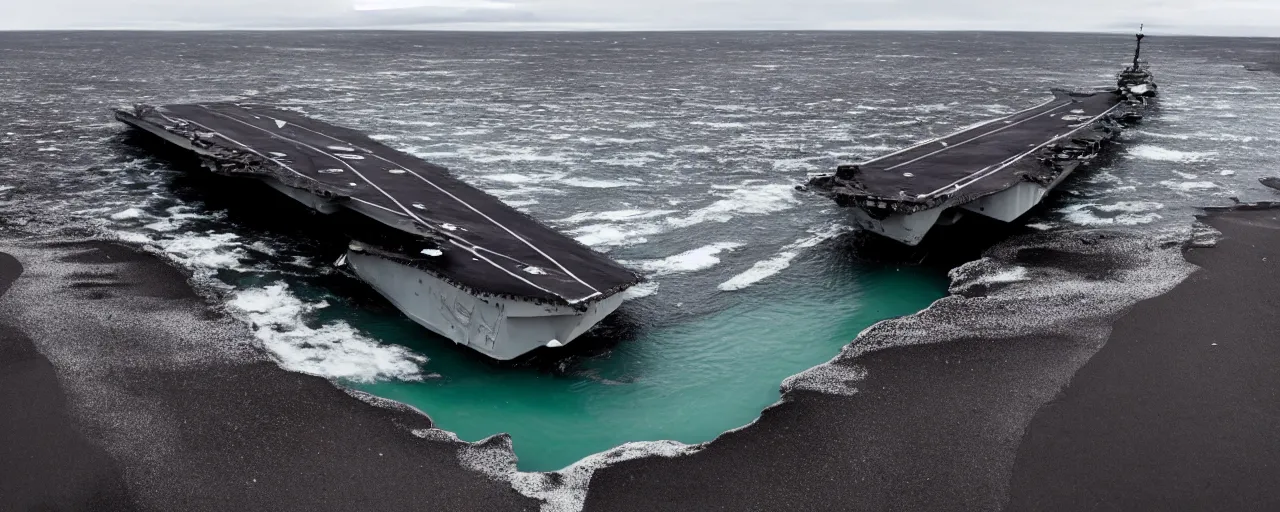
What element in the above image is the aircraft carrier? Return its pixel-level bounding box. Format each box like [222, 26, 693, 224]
[116, 103, 642, 360]
[807, 32, 1158, 245]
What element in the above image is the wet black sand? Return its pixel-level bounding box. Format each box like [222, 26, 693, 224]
[0, 252, 137, 511]
[0, 240, 533, 511]
[1006, 208, 1280, 511]
[584, 331, 1104, 511]
[585, 208, 1280, 511]
[5, 208, 1279, 511]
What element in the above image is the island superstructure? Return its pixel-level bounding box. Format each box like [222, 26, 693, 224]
[807, 32, 1158, 246]
[116, 103, 642, 360]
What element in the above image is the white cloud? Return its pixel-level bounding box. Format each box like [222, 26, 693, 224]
[352, 0, 513, 10]
[0, 0, 1275, 36]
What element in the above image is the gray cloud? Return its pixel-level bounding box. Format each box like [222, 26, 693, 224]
[0, 0, 1275, 36]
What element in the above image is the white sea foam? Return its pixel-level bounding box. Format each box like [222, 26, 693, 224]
[719, 225, 848, 291]
[559, 177, 634, 188]
[569, 222, 665, 248]
[453, 434, 700, 512]
[1059, 202, 1164, 227]
[481, 172, 563, 184]
[557, 209, 676, 225]
[228, 283, 426, 383]
[626, 242, 743, 276]
[591, 153, 665, 166]
[567, 184, 798, 248]
[161, 232, 248, 269]
[1093, 201, 1166, 213]
[1129, 145, 1218, 163]
[668, 183, 799, 228]
[109, 208, 144, 220]
[466, 148, 580, 164]
[619, 281, 658, 300]
[688, 121, 751, 129]
[1220, 170, 1236, 176]
[1159, 180, 1219, 192]
[1132, 130, 1191, 140]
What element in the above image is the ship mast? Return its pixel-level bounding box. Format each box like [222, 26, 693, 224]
[1131, 24, 1145, 71]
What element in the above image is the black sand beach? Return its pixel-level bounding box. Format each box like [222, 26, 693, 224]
[1006, 208, 1280, 511]
[584, 207, 1280, 511]
[4, 210, 1279, 511]
[0, 240, 533, 512]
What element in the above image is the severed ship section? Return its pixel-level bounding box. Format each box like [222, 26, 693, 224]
[807, 32, 1158, 246]
[116, 103, 642, 360]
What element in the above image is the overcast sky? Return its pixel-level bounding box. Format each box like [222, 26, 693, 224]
[2, 0, 1276, 36]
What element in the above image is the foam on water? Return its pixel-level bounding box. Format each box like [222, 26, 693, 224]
[668, 183, 799, 228]
[565, 183, 798, 248]
[619, 280, 659, 300]
[559, 177, 635, 189]
[626, 242, 744, 276]
[1059, 201, 1166, 227]
[109, 207, 144, 220]
[569, 222, 665, 248]
[1129, 145, 1219, 163]
[480, 172, 564, 184]
[228, 283, 428, 383]
[135, 231, 249, 272]
[556, 209, 676, 225]
[719, 224, 848, 291]
[1159, 180, 1220, 192]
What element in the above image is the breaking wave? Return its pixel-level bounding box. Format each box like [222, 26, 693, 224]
[228, 283, 427, 383]
[1128, 145, 1219, 163]
[718, 224, 848, 291]
[625, 242, 744, 276]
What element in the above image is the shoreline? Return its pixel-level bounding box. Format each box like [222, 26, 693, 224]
[583, 208, 1278, 510]
[1005, 207, 1280, 510]
[0, 238, 534, 511]
[3, 205, 1278, 511]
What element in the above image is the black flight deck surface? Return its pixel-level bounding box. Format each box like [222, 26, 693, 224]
[116, 103, 641, 306]
[814, 90, 1124, 213]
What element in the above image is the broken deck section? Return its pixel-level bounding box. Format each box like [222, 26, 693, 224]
[807, 33, 1157, 246]
[812, 90, 1125, 215]
[116, 103, 641, 307]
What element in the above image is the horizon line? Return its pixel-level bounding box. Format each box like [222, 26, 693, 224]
[0, 27, 1273, 38]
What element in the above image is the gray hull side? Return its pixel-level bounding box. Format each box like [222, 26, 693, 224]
[855, 163, 1083, 246]
[346, 250, 625, 360]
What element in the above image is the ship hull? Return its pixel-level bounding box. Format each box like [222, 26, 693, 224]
[116, 103, 641, 361]
[345, 250, 625, 360]
[850, 162, 1088, 246]
[809, 89, 1141, 246]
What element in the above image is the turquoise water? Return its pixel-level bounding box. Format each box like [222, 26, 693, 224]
[352, 262, 947, 472]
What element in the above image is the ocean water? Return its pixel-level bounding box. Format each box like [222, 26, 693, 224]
[2, 31, 1279, 472]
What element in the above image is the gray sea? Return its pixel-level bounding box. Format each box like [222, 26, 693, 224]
[2, 30, 1278, 479]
